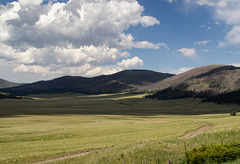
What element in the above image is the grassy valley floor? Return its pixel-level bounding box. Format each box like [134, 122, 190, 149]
[0, 94, 240, 163]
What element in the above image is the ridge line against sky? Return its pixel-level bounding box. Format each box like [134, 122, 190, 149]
[0, 0, 239, 83]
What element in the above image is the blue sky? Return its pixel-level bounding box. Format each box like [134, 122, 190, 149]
[0, 0, 240, 83]
[132, 0, 240, 72]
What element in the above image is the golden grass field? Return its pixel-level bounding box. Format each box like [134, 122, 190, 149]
[1, 94, 240, 163]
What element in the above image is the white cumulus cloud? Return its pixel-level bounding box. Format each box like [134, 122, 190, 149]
[117, 56, 143, 69]
[177, 48, 196, 56]
[19, 0, 43, 7]
[0, 0, 163, 77]
[13, 64, 56, 74]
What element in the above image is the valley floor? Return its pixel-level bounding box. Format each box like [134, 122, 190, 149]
[0, 94, 240, 163]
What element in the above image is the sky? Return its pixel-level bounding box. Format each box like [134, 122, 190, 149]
[0, 0, 240, 83]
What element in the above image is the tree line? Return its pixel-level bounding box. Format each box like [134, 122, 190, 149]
[146, 88, 240, 105]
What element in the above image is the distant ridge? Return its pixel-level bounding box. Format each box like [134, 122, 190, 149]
[0, 78, 21, 89]
[140, 65, 240, 94]
[0, 70, 174, 95]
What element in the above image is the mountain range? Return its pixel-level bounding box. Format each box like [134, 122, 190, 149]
[0, 70, 173, 95]
[0, 78, 21, 89]
[139, 65, 240, 94]
[1, 65, 240, 100]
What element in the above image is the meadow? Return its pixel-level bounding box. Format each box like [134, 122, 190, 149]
[1, 93, 240, 163]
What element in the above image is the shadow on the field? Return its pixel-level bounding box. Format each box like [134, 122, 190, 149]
[0, 95, 237, 117]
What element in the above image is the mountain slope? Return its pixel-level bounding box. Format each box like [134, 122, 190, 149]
[0, 78, 21, 89]
[140, 65, 240, 94]
[1, 70, 174, 95]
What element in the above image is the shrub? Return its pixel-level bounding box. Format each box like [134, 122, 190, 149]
[185, 142, 240, 164]
[230, 110, 237, 116]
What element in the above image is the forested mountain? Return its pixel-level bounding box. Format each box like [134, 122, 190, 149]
[0, 70, 174, 95]
[140, 65, 240, 94]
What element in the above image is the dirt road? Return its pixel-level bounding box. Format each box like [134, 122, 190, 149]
[179, 123, 214, 139]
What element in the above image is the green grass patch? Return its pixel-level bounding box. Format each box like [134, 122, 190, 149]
[185, 142, 240, 164]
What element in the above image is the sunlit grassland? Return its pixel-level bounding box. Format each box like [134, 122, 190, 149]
[0, 94, 240, 163]
[54, 114, 240, 164]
